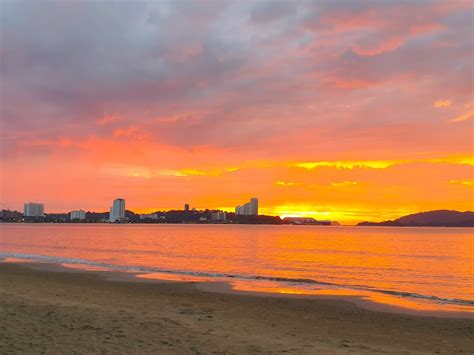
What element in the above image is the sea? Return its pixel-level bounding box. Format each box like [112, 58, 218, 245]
[1, 223, 472, 314]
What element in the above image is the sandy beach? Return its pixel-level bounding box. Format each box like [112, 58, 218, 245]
[1, 262, 473, 354]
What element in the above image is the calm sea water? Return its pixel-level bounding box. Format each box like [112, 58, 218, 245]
[1, 224, 472, 313]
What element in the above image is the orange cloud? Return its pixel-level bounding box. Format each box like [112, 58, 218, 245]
[112, 126, 149, 140]
[450, 180, 474, 187]
[331, 181, 358, 187]
[292, 156, 474, 171]
[450, 110, 474, 123]
[275, 181, 299, 187]
[293, 160, 400, 170]
[434, 99, 452, 108]
[427, 156, 473, 166]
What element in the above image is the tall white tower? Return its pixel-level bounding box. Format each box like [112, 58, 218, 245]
[250, 198, 258, 215]
[109, 198, 125, 222]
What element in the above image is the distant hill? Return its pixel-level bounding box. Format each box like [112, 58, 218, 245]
[358, 210, 474, 227]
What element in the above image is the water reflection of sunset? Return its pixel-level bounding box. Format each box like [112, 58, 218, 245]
[227, 280, 474, 314]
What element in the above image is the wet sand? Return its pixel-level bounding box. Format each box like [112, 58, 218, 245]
[1, 262, 473, 354]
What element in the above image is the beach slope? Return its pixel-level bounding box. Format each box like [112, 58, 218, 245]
[0, 263, 473, 354]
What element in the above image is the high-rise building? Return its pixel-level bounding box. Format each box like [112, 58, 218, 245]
[243, 203, 251, 215]
[109, 198, 125, 222]
[23, 202, 45, 217]
[235, 198, 259, 216]
[70, 210, 86, 220]
[184, 203, 190, 212]
[250, 197, 258, 215]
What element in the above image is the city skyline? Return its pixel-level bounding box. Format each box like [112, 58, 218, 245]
[1, 1, 473, 224]
[6, 196, 473, 227]
[10, 197, 262, 217]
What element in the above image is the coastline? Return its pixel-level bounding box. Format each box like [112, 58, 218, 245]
[2, 221, 474, 227]
[1, 262, 473, 353]
[2, 252, 473, 318]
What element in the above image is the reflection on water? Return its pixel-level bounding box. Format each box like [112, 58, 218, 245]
[226, 280, 473, 313]
[0, 223, 473, 313]
[138, 272, 216, 283]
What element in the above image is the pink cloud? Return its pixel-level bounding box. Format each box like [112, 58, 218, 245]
[96, 114, 121, 125]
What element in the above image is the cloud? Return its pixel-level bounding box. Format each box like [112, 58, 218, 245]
[2, 0, 472, 156]
[97, 114, 122, 125]
[292, 156, 474, 171]
[275, 181, 299, 187]
[434, 99, 452, 108]
[450, 110, 474, 123]
[293, 160, 400, 170]
[112, 126, 149, 140]
[450, 180, 474, 187]
[249, 0, 297, 23]
[331, 181, 358, 187]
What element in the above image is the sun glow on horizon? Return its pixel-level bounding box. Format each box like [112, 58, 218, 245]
[259, 205, 420, 225]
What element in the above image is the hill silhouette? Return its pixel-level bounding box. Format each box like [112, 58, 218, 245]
[358, 210, 474, 227]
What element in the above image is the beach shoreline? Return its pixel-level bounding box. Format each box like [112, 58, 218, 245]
[1, 262, 473, 354]
[4, 258, 473, 319]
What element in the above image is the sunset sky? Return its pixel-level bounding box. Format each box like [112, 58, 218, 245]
[1, 0, 473, 224]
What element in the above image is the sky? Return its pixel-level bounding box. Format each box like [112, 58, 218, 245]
[0, 0, 473, 224]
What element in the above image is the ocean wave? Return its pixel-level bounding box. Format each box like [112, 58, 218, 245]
[1, 251, 472, 307]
